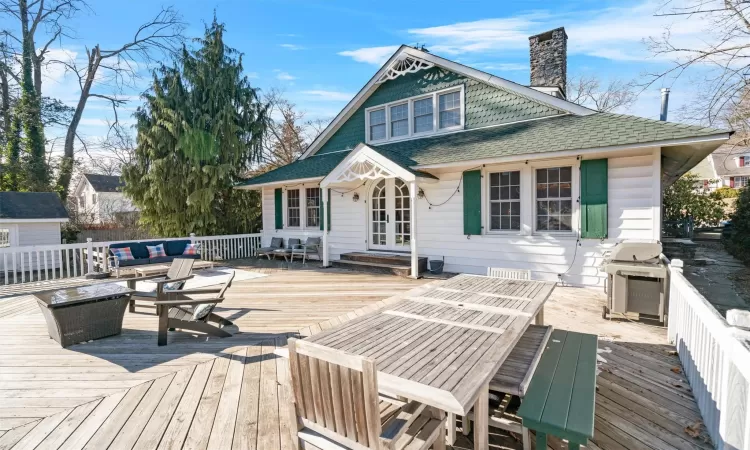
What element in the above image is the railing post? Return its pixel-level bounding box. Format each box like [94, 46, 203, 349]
[189, 233, 196, 243]
[86, 238, 94, 274]
[667, 259, 683, 344]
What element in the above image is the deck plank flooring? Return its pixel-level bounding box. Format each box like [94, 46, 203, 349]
[0, 260, 712, 449]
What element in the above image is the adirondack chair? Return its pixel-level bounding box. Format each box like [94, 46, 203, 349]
[151, 271, 236, 346]
[127, 258, 195, 313]
[257, 237, 284, 260]
[287, 337, 447, 450]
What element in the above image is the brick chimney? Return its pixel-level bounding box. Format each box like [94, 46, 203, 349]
[529, 27, 567, 98]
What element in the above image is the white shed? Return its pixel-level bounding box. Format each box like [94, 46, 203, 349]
[0, 191, 69, 250]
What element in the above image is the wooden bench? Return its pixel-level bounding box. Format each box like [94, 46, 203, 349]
[517, 329, 598, 450]
[462, 325, 553, 449]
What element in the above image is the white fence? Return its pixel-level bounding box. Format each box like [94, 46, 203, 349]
[668, 261, 750, 450]
[0, 233, 261, 286]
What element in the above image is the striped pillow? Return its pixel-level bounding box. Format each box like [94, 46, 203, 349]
[111, 247, 134, 261]
[183, 243, 200, 255]
[146, 244, 167, 258]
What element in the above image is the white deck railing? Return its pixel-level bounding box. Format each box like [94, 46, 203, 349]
[0, 233, 261, 286]
[668, 261, 750, 450]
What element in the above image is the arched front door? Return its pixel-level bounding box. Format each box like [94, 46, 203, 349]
[369, 178, 411, 251]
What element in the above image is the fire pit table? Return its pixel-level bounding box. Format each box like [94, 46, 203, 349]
[34, 283, 134, 348]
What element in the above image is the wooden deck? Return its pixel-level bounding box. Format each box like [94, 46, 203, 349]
[0, 261, 712, 449]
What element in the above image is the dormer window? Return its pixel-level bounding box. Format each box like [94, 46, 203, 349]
[365, 85, 464, 144]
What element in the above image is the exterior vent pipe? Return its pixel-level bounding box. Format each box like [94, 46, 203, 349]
[660, 88, 670, 121]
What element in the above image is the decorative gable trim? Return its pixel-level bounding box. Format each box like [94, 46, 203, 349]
[320, 143, 436, 187]
[376, 54, 434, 84]
[300, 46, 596, 160]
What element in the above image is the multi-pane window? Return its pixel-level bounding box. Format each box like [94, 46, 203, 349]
[413, 97, 433, 133]
[369, 109, 386, 141]
[536, 167, 573, 232]
[489, 171, 521, 231]
[390, 103, 408, 137]
[287, 189, 300, 227]
[736, 176, 749, 188]
[306, 188, 320, 227]
[439, 91, 461, 129]
[0, 228, 10, 248]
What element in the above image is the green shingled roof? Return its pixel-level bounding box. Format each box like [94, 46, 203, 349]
[236, 112, 728, 187]
[371, 112, 728, 166]
[237, 151, 348, 187]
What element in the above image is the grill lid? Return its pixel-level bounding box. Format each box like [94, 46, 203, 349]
[606, 239, 662, 262]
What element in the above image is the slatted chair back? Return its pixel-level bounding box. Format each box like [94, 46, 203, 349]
[270, 237, 283, 249]
[165, 258, 195, 290]
[190, 271, 235, 323]
[288, 338, 382, 449]
[487, 267, 532, 280]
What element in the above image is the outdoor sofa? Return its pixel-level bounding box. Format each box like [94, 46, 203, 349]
[108, 239, 200, 276]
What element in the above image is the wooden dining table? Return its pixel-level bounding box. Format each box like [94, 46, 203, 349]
[303, 273, 556, 449]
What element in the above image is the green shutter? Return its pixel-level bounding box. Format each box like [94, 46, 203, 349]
[580, 159, 608, 239]
[319, 189, 331, 231]
[463, 170, 482, 235]
[274, 188, 283, 230]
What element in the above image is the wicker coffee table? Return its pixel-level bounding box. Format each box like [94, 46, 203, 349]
[34, 284, 134, 348]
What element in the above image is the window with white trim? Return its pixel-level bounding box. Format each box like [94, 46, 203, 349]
[489, 171, 521, 231]
[736, 176, 749, 188]
[306, 188, 320, 227]
[439, 91, 461, 129]
[0, 228, 10, 248]
[413, 97, 433, 134]
[364, 86, 464, 144]
[287, 189, 300, 227]
[535, 167, 573, 232]
[390, 103, 408, 137]
[369, 109, 386, 141]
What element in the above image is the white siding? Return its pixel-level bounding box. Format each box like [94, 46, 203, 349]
[0, 222, 64, 272]
[259, 150, 661, 287]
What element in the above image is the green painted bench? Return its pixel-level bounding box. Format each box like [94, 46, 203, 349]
[517, 329, 598, 450]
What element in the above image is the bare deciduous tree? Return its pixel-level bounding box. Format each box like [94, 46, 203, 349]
[566, 74, 637, 112]
[647, 1, 750, 128]
[259, 89, 330, 172]
[51, 6, 184, 200]
[86, 122, 135, 175]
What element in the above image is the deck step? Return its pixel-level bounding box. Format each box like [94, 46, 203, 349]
[340, 252, 428, 270]
[331, 259, 413, 277]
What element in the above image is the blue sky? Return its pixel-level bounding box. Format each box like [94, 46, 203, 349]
[5, 0, 710, 154]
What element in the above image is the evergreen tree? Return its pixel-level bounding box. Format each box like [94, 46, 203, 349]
[123, 18, 267, 236]
[726, 187, 750, 264]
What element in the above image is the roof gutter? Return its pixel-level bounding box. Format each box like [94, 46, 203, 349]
[412, 132, 732, 170]
[234, 176, 325, 190]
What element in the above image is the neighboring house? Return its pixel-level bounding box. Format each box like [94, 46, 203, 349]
[235, 27, 730, 287]
[0, 192, 69, 272]
[72, 173, 138, 225]
[710, 146, 750, 189]
[689, 156, 722, 192]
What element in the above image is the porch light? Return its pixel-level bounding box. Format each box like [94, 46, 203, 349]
[352, 193, 360, 202]
[417, 188, 425, 199]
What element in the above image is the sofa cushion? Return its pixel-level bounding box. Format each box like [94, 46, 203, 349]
[149, 256, 175, 265]
[110, 247, 134, 261]
[179, 254, 201, 260]
[165, 240, 191, 257]
[128, 242, 151, 260]
[118, 258, 150, 267]
[147, 243, 167, 258]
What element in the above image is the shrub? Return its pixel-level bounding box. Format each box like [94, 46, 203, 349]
[725, 187, 750, 264]
[711, 187, 740, 199]
[663, 173, 726, 227]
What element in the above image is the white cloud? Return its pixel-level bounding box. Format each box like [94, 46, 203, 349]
[280, 44, 304, 51]
[300, 90, 354, 102]
[246, 72, 259, 79]
[275, 71, 296, 81]
[338, 46, 399, 65]
[408, 16, 540, 55]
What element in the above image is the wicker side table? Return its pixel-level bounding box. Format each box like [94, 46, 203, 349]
[34, 284, 134, 348]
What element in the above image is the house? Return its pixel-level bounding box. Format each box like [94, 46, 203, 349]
[0, 192, 69, 249]
[710, 146, 750, 189]
[689, 156, 721, 192]
[235, 27, 731, 286]
[72, 173, 138, 225]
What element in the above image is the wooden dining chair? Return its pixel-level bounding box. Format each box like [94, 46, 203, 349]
[287, 338, 447, 450]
